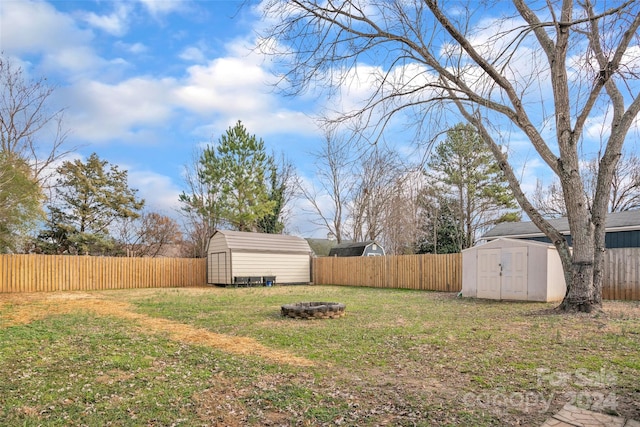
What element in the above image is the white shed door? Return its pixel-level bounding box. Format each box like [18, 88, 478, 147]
[500, 247, 528, 300]
[477, 247, 528, 300]
[477, 249, 502, 299]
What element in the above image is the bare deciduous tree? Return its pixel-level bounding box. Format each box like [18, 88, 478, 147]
[382, 170, 425, 255]
[259, 0, 640, 312]
[0, 56, 71, 188]
[117, 212, 183, 257]
[298, 130, 356, 243]
[534, 151, 640, 218]
[178, 148, 220, 258]
[531, 179, 567, 219]
[300, 133, 417, 248]
[586, 153, 640, 213]
[350, 146, 404, 243]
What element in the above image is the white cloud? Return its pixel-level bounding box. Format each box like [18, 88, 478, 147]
[41, 46, 110, 77]
[80, 3, 132, 36]
[128, 169, 183, 214]
[239, 111, 317, 137]
[175, 57, 273, 113]
[137, 0, 188, 16]
[60, 77, 177, 142]
[0, 0, 108, 76]
[0, 0, 92, 53]
[179, 46, 206, 63]
[174, 54, 317, 136]
[115, 41, 148, 55]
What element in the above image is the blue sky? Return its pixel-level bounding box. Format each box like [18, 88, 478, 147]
[1, 0, 336, 236]
[2, 1, 639, 239]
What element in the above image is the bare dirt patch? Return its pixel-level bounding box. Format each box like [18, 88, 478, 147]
[192, 374, 249, 427]
[0, 292, 313, 367]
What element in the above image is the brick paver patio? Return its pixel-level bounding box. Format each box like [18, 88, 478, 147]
[541, 404, 640, 427]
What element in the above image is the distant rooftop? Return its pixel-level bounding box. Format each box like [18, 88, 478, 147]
[328, 240, 382, 257]
[483, 210, 640, 239]
[305, 238, 338, 257]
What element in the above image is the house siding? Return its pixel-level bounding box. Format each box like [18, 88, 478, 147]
[483, 210, 640, 248]
[606, 230, 640, 248]
[507, 230, 640, 249]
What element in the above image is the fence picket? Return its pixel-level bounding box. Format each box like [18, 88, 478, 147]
[313, 254, 463, 292]
[0, 255, 207, 293]
[1, 250, 638, 300]
[313, 250, 639, 301]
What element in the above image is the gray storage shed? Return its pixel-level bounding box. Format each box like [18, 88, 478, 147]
[328, 240, 385, 257]
[207, 230, 313, 286]
[462, 238, 566, 302]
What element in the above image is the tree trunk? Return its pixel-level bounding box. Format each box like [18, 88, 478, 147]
[558, 258, 597, 313]
[554, 183, 602, 312]
[556, 174, 600, 312]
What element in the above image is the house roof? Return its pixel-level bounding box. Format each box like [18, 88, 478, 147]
[210, 230, 313, 254]
[305, 238, 338, 257]
[328, 240, 379, 257]
[483, 210, 640, 239]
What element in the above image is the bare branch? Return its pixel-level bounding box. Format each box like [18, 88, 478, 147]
[0, 56, 74, 188]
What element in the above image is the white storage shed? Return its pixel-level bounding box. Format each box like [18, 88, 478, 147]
[207, 230, 313, 286]
[462, 238, 566, 302]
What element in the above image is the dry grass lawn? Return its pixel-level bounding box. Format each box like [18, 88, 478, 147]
[0, 286, 638, 426]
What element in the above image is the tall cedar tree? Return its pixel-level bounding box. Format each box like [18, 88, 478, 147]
[427, 124, 519, 250]
[38, 153, 144, 255]
[256, 159, 286, 234]
[199, 121, 276, 232]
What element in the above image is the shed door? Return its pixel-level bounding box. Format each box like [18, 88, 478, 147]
[208, 252, 227, 284]
[500, 247, 528, 300]
[477, 249, 502, 299]
[477, 247, 528, 300]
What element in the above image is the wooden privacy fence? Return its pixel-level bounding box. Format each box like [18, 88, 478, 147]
[1, 250, 637, 299]
[313, 249, 640, 300]
[603, 248, 640, 301]
[0, 255, 206, 293]
[313, 254, 462, 292]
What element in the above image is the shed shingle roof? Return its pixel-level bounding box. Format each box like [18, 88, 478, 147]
[328, 240, 382, 257]
[212, 230, 313, 253]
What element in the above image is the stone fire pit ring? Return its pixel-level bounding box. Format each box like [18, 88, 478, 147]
[281, 302, 346, 319]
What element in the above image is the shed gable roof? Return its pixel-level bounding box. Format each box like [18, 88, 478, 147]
[328, 240, 379, 257]
[483, 210, 640, 239]
[211, 230, 312, 253]
[462, 237, 555, 252]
